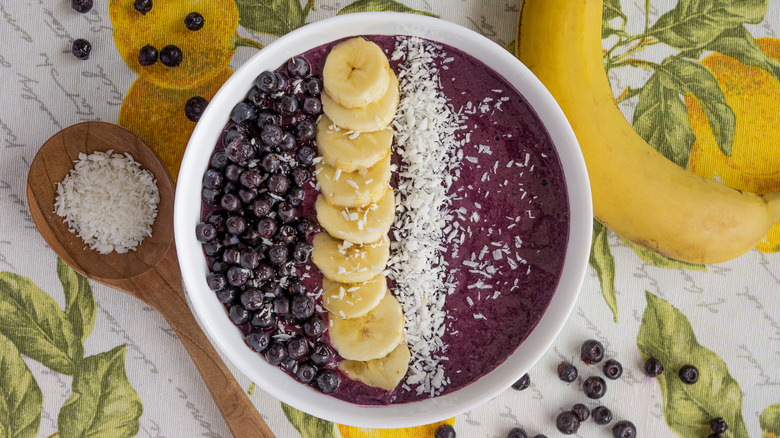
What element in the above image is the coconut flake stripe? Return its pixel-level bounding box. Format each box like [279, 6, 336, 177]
[54, 150, 160, 254]
[387, 36, 465, 396]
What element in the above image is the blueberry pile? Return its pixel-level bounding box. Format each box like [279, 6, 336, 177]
[196, 56, 336, 393]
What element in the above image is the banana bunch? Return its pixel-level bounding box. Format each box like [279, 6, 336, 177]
[516, 0, 780, 264]
[311, 37, 409, 391]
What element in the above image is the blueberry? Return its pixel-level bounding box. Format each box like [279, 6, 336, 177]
[226, 266, 249, 287]
[216, 286, 240, 304]
[256, 217, 277, 238]
[224, 163, 242, 181]
[137, 44, 158, 66]
[274, 72, 289, 92]
[262, 281, 286, 298]
[644, 357, 664, 377]
[272, 296, 290, 316]
[571, 403, 590, 422]
[434, 424, 456, 438]
[580, 339, 605, 364]
[291, 242, 312, 264]
[260, 153, 281, 173]
[202, 168, 223, 189]
[184, 12, 204, 30]
[309, 342, 331, 366]
[710, 417, 727, 434]
[679, 364, 699, 384]
[72, 39, 92, 60]
[261, 124, 283, 147]
[611, 420, 636, 438]
[555, 411, 580, 435]
[557, 361, 578, 383]
[133, 0, 152, 14]
[295, 362, 317, 383]
[195, 222, 217, 242]
[185, 96, 208, 122]
[290, 294, 315, 321]
[206, 211, 227, 231]
[277, 202, 296, 223]
[256, 109, 281, 128]
[287, 57, 310, 78]
[238, 188, 257, 205]
[506, 427, 527, 438]
[291, 167, 311, 187]
[297, 217, 317, 236]
[267, 174, 290, 195]
[206, 272, 227, 291]
[228, 304, 250, 325]
[295, 145, 317, 166]
[288, 187, 305, 207]
[267, 244, 289, 265]
[211, 260, 228, 273]
[222, 127, 245, 148]
[202, 188, 220, 205]
[246, 330, 270, 352]
[302, 97, 322, 116]
[255, 71, 278, 94]
[251, 303, 276, 329]
[224, 139, 255, 164]
[511, 373, 530, 391]
[592, 406, 613, 425]
[286, 336, 308, 360]
[295, 119, 316, 141]
[226, 215, 247, 236]
[265, 342, 287, 365]
[72, 0, 93, 12]
[532, 435, 548, 438]
[276, 224, 298, 245]
[278, 261, 296, 277]
[231, 102, 257, 125]
[315, 369, 339, 393]
[303, 77, 323, 96]
[240, 287, 265, 311]
[222, 247, 240, 265]
[603, 358, 623, 380]
[583, 376, 607, 399]
[239, 170, 262, 189]
[277, 131, 296, 152]
[202, 241, 224, 258]
[159, 45, 183, 67]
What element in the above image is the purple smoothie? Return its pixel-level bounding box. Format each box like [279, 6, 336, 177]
[200, 35, 569, 405]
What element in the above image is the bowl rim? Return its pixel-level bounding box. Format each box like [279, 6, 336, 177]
[174, 11, 592, 428]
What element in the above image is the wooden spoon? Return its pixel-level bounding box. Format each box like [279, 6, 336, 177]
[26, 121, 276, 438]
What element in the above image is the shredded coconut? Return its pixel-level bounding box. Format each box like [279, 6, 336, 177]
[54, 150, 160, 254]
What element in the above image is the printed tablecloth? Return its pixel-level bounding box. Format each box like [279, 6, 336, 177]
[1, 0, 779, 437]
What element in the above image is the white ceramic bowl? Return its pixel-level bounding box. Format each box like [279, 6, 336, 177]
[175, 12, 592, 428]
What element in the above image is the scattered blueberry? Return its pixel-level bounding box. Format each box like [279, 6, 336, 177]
[290, 294, 315, 321]
[184, 11, 204, 30]
[245, 330, 270, 352]
[138, 44, 158, 66]
[434, 424, 456, 438]
[580, 339, 605, 364]
[230, 102, 257, 125]
[511, 373, 530, 391]
[302, 315, 325, 338]
[557, 361, 578, 383]
[506, 427, 527, 438]
[228, 304, 250, 325]
[644, 357, 664, 377]
[267, 174, 290, 195]
[71, 0, 93, 13]
[611, 420, 637, 438]
[274, 72, 289, 91]
[583, 376, 607, 399]
[679, 364, 699, 384]
[195, 223, 217, 242]
[291, 242, 312, 264]
[295, 119, 316, 141]
[288, 187, 306, 207]
[302, 96, 322, 116]
[571, 403, 590, 422]
[287, 57, 310, 78]
[251, 304, 276, 329]
[555, 411, 580, 435]
[309, 342, 331, 366]
[261, 124, 283, 146]
[295, 362, 317, 384]
[710, 417, 728, 434]
[265, 342, 287, 365]
[296, 145, 317, 166]
[315, 369, 339, 393]
[133, 0, 152, 14]
[159, 45, 183, 66]
[592, 406, 613, 425]
[286, 336, 308, 360]
[206, 272, 227, 291]
[303, 77, 323, 95]
[185, 96, 208, 122]
[255, 71, 279, 94]
[603, 358, 623, 380]
[240, 287, 264, 311]
[72, 39, 92, 60]
[277, 131, 296, 152]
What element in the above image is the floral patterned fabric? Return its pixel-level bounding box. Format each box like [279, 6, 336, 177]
[1, 0, 779, 437]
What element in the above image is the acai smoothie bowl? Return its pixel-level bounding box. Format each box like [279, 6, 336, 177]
[174, 13, 592, 428]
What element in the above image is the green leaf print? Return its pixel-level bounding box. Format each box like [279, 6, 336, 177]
[281, 402, 336, 438]
[58, 345, 142, 438]
[0, 272, 82, 376]
[632, 68, 697, 167]
[236, 0, 306, 37]
[761, 404, 780, 437]
[705, 25, 780, 83]
[0, 335, 43, 438]
[337, 0, 437, 17]
[603, 0, 626, 23]
[618, 237, 706, 271]
[57, 258, 96, 346]
[648, 0, 767, 51]
[637, 292, 748, 438]
[589, 220, 618, 323]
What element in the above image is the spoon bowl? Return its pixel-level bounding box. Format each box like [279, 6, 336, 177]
[27, 121, 275, 438]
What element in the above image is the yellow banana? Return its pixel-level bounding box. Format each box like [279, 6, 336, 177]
[516, 0, 780, 264]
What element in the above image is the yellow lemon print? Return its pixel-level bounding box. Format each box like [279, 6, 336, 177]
[337, 418, 455, 438]
[686, 37, 780, 252]
[118, 68, 233, 180]
[109, 0, 239, 89]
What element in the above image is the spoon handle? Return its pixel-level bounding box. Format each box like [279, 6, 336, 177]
[123, 244, 277, 438]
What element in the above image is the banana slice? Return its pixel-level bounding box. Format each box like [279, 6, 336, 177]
[323, 37, 391, 109]
[338, 342, 410, 391]
[315, 154, 391, 208]
[316, 188, 395, 245]
[311, 232, 389, 283]
[321, 69, 399, 132]
[329, 293, 405, 361]
[322, 275, 388, 319]
[316, 114, 393, 173]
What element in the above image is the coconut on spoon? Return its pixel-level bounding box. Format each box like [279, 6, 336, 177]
[26, 121, 275, 438]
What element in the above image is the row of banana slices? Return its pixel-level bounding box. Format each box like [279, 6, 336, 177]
[310, 37, 410, 392]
